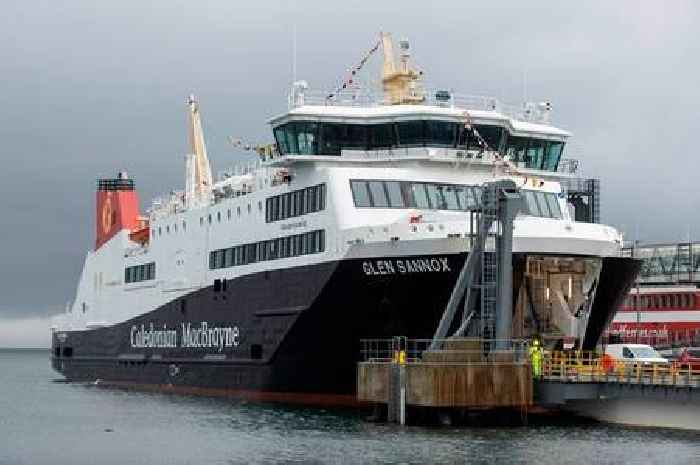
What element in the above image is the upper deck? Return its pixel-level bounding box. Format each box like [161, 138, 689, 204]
[265, 85, 571, 174]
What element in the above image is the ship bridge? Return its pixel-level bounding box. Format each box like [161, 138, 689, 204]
[268, 92, 569, 174]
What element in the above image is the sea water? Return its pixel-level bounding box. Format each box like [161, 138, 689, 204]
[0, 349, 698, 465]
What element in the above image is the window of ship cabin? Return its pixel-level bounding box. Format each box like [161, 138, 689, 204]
[544, 193, 562, 219]
[504, 136, 564, 171]
[368, 181, 389, 207]
[426, 184, 447, 210]
[444, 185, 461, 209]
[385, 181, 404, 207]
[523, 191, 539, 216]
[351, 181, 372, 207]
[412, 183, 431, 209]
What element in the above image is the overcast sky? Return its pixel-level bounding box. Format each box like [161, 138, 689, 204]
[1, 0, 698, 346]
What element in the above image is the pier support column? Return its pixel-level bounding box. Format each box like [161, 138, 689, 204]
[387, 363, 407, 425]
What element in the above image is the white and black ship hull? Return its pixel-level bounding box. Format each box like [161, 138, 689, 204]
[51, 253, 639, 405]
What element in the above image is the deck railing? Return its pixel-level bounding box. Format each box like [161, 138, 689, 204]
[541, 350, 700, 387]
[359, 337, 529, 365]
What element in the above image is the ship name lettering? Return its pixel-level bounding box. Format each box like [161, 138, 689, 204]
[130, 323, 178, 349]
[180, 322, 240, 352]
[129, 321, 240, 351]
[362, 257, 450, 276]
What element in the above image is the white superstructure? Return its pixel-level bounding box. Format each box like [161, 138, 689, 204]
[53, 33, 626, 347]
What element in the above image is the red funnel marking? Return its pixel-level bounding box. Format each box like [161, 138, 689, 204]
[95, 177, 141, 250]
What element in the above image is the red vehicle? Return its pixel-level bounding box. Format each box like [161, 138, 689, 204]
[678, 347, 700, 370]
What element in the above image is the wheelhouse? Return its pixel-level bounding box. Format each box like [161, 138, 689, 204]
[270, 107, 569, 172]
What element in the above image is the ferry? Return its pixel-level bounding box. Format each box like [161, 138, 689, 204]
[610, 286, 700, 347]
[51, 33, 639, 404]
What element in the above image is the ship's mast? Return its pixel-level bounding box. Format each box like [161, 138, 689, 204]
[187, 95, 213, 205]
[380, 32, 425, 105]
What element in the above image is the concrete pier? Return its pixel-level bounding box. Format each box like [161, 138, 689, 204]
[357, 338, 532, 424]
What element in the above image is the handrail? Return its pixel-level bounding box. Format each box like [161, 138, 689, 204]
[541, 350, 700, 387]
[291, 88, 554, 124]
[359, 337, 529, 364]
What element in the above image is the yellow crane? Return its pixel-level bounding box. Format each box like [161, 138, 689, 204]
[380, 32, 425, 105]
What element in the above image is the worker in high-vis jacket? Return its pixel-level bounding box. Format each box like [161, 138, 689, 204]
[529, 338, 544, 379]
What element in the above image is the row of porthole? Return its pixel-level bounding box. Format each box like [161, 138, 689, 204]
[152, 200, 265, 238]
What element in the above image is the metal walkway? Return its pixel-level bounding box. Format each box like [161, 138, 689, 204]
[537, 351, 700, 405]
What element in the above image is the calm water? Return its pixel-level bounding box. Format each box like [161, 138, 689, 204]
[0, 349, 698, 465]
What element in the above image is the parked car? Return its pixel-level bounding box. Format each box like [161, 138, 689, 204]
[677, 347, 700, 371]
[604, 344, 669, 365]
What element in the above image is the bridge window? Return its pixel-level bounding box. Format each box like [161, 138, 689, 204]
[397, 120, 425, 147]
[526, 139, 546, 170]
[425, 121, 456, 147]
[463, 125, 504, 152]
[274, 120, 525, 161]
[368, 123, 396, 149]
[505, 136, 565, 171]
[544, 142, 564, 171]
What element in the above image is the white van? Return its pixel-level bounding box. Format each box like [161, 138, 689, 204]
[605, 344, 669, 365]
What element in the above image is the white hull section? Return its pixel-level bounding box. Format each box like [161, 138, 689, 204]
[566, 399, 700, 431]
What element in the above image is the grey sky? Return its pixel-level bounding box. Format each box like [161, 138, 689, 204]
[0, 0, 699, 329]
